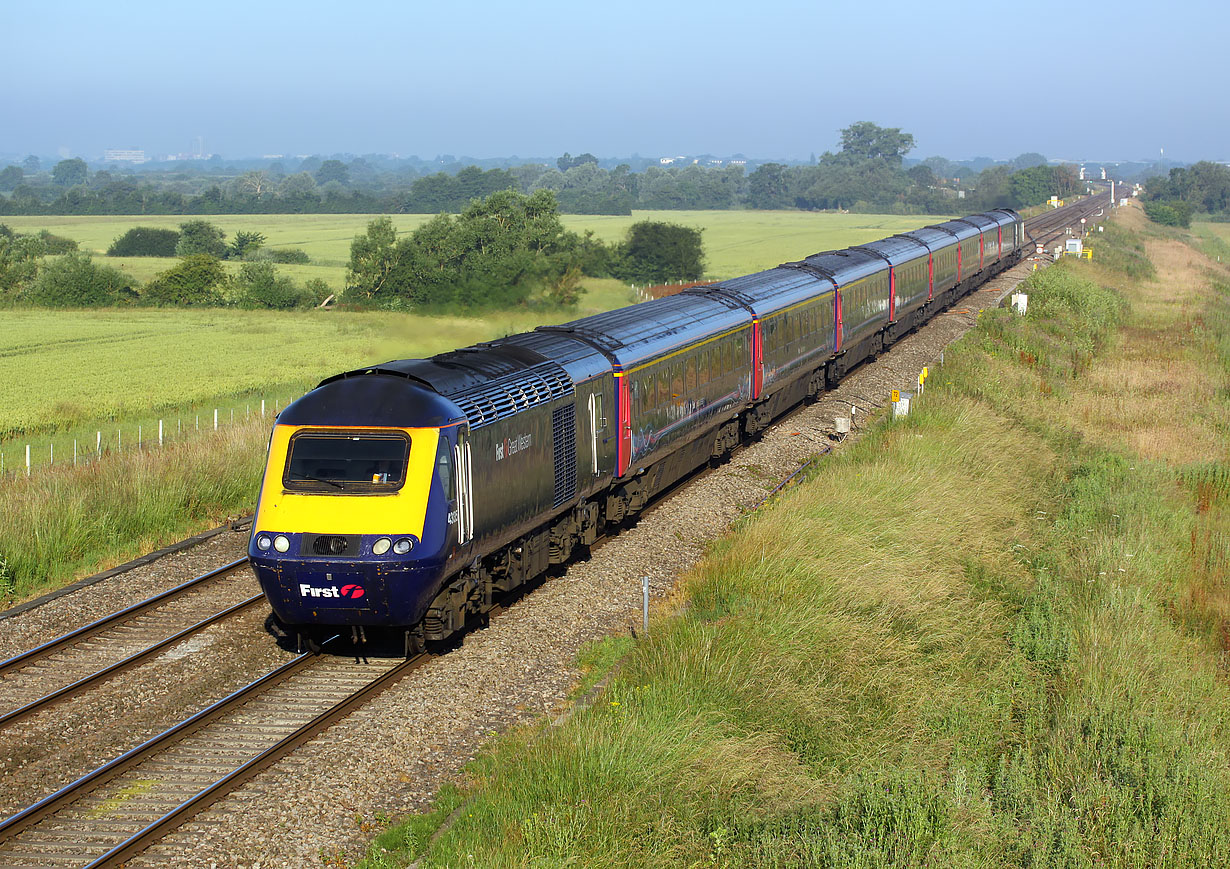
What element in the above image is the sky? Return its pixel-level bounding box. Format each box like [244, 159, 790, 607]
[3, 0, 1225, 164]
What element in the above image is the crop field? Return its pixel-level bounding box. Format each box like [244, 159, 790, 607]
[2, 210, 945, 289]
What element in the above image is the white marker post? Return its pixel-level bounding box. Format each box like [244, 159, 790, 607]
[642, 576, 650, 637]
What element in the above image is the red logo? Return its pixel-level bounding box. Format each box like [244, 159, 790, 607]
[339, 584, 365, 599]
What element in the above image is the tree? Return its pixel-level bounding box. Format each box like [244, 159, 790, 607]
[346, 216, 398, 301]
[614, 221, 704, 284]
[22, 155, 39, 173]
[557, 152, 599, 171]
[0, 166, 23, 191]
[347, 189, 584, 309]
[108, 227, 180, 257]
[142, 254, 226, 305]
[279, 172, 318, 198]
[176, 220, 227, 258]
[748, 163, 793, 209]
[837, 122, 915, 165]
[238, 171, 273, 197]
[1012, 152, 1048, 170]
[315, 160, 349, 185]
[52, 158, 88, 187]
[906, 165, 936, 188]
[229, 230, 267, 259]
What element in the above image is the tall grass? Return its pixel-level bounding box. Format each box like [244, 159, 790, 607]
[357, 216, 1230, 867]
[0, 417, 267, 603]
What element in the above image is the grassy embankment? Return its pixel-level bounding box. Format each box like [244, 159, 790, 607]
[356, 204, 1230, 866]
[0, 212, 939, 605]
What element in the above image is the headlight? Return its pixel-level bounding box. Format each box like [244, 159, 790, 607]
[393, 538, 413, 554]
[372, 537, 392, 555]
[273, 535, 290, 553]
[256, 535, 272, 551]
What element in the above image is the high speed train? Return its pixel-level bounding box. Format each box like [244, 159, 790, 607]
[249, 209, 1025, 651]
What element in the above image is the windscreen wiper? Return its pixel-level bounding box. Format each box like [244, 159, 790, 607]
[289, 471, 344, 489]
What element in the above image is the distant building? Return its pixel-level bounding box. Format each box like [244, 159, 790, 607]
[103, 149, 147, 163]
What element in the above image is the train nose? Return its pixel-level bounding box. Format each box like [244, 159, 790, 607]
[249, 532, 447, 627]
[253, 558, 446, 627]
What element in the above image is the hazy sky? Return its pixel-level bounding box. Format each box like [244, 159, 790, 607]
[4, 0, 1224, 163]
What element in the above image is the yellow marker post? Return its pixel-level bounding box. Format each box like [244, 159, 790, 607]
[891, 389, 900, 404]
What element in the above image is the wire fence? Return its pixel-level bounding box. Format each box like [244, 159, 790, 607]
[1, 392, 304, 479]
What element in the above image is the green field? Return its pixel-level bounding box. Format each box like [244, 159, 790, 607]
[1193, 220, 1230, 263]
[2, 210, 946, 289]
[0, 278, 633, 454]
[0, 210, 944, 471]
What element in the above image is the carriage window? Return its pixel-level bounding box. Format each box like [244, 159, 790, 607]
[686, 356, 696, 391]
[284, 431, 411, 493]
[699, 349, 710, 385]
[672, 364, 684, 400]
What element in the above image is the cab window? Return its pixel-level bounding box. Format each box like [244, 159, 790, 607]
[283, 431, 410, 493]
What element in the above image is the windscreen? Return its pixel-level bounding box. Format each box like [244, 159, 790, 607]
[283, 432, 411, 492]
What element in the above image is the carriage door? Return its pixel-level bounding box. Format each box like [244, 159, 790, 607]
[587, 393, 602, 477]
[452, 428, 474, 549]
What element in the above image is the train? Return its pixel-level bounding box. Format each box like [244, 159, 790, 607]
[249, 208, 1026, 651]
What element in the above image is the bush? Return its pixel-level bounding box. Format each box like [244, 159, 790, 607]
[267, 248, 309, 264]
[142, 254, 226, 306]
[36, 230, 78, 255]
[175, 220, 227, 258]
[1143, 200, 1194, 228]
[108, 227, 180, 257]
[229, 261, 312, 309]
[25, 252, 135, 307]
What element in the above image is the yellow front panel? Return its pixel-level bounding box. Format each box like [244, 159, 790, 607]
[254, 424, 439, 537]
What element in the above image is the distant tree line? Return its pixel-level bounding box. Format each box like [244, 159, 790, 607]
[0, 125, 1084, 218]
[1142, 161, 1230, 228]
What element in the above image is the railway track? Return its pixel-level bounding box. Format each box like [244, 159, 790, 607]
[0, 643, 425, 868]
[1023, 190, 1112, 249]
[0, 560, 256, 730]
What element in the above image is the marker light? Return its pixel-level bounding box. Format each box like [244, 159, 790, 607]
[393, 538, 413, 554]
[273, 535, 290, 553]
[372, 537, 392, 555]
[256, 536, 272, 551]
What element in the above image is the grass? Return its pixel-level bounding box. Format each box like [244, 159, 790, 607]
[355, 204, 1230, 867]
[0, 277, 632, 458]
[1, 210, 946, 287]
[0, 415, 268, 602]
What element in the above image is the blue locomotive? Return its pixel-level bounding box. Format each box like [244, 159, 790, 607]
[249, 209, 1025, 650]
